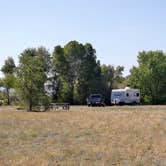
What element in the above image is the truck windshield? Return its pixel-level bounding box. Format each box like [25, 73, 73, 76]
[90, 95, 101, 98]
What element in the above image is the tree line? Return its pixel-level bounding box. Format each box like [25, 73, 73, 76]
[0, 41, 166, 110]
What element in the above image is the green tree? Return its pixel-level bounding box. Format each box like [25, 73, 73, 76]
[17, 48, 50, 111]
[63, 41, 85, 104]
[52, 45, 68, 76]
[1, 57, 16, 74]
[52, 45, 71, 102]
[52, 41, 102, 104]
[0, 78, 3, 87]
[101, 65, 124, 104]
[37, 47, 51, 72]
[73, 43, 102, 104]
[1, 57, 16, 105]
[2, 74, 16, 105]
[129, 51, 166, 104]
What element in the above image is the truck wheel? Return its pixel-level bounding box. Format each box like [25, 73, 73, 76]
[132, 102, 137, 105]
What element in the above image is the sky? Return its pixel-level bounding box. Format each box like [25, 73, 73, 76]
[1, 0, 166, 76]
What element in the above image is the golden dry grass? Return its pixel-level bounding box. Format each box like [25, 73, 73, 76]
[0, 106, 166, 166]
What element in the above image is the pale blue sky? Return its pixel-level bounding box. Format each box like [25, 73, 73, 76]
[1, 0, 166, 76]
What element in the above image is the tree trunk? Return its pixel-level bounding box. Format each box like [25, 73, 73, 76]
[6, 88, 10, 105]
[70, 82, 74, 105]
[28, 102, 32, 112]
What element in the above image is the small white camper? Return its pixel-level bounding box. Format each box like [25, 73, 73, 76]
[111, 87, 140, 105]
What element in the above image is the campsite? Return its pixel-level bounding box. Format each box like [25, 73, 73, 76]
[1, 1, 166, 166]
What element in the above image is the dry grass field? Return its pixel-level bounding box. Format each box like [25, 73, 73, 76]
[0, 106, 166, 166]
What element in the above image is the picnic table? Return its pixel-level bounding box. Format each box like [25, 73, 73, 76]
[33, 103, 70, 112]
[50, 103, 70, 110]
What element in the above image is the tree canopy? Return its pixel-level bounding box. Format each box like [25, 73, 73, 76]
[1, 57, 16, 75]
[1, 57, 16, 105]
[52, 41, 102, 104]
[128, 51, 166, 104]
[17, 48, 50, 111]
[1, 41, 166, 108]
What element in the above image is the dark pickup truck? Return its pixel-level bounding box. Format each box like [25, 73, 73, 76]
[87, 94, 105, 107]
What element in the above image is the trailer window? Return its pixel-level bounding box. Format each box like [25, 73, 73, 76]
[136, 93, 139, 97]
[126, 93, 129, 97]
[112, 93, 123, 97]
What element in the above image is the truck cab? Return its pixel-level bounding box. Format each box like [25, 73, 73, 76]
[87, 94, 105, 107]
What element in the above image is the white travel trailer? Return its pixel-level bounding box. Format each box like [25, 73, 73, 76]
[111, 87, 140, 105]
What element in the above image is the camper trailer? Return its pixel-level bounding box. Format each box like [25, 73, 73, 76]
[111, 87, 140, 105]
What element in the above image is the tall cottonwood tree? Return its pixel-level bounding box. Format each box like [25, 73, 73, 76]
[74, 43, 102, 104]
[129, 51, 166, 104]
[52, 41, 102, 104]
[1, 57, 16, 105]
[17, 48, 50, 111]
[1, 57, 16, 74]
